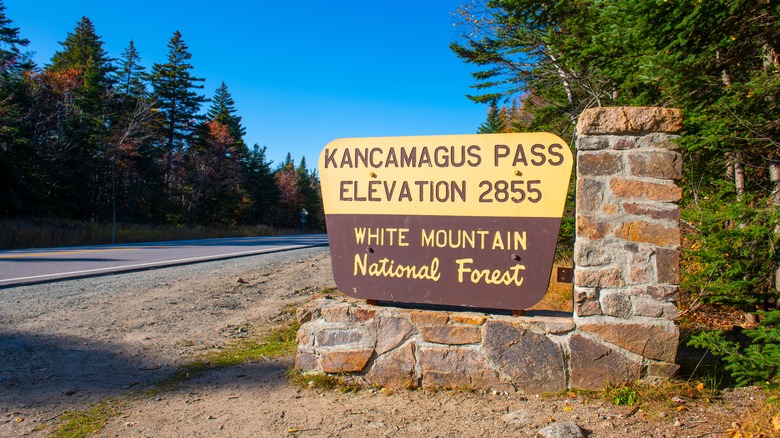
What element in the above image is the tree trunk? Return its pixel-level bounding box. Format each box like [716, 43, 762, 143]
[771, 160, 780, 299]
[734, 159, 745, 200]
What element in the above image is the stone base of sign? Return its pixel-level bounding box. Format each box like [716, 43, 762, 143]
[295, 295, 679, 391]
[297, 106, 683, 391]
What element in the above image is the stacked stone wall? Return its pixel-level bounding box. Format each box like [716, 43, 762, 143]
[573, 107, 682, 386]
[296, 107, 683, 391]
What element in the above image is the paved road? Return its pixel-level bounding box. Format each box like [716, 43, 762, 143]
[0, 234, 328, 287]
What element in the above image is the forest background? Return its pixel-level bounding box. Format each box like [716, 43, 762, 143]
[1, 0, 779, 390]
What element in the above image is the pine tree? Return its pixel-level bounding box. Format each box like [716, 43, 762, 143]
[244, 144, 279, 225]
[43, 16, 116, 219]
[150, 31, 205, 154]
[206, 82, 246, 148]
[50, 16, 115, 113]
[150, 31, 206, 198]
[115, 40, 147, 98]
[477, 100, 505, 133]
[0, 0, 32, 216]
[0, 0, 30, 76]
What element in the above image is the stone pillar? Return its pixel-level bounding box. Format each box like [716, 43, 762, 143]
[571, 107, 683, 388]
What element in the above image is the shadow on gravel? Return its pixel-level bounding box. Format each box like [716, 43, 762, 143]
[0, 332, 294, 413]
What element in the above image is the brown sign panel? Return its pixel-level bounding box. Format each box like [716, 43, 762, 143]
[319, 133, 573, 310]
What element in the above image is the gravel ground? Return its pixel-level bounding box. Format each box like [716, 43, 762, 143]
[0, 246, 767, 437]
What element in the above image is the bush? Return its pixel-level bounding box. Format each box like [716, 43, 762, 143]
[689, 310, 780, 389]
[682, 189, 779, 311]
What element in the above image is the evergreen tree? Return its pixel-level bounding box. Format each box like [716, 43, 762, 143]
[43, 16, 116, 219]
[0, 0, 30, 76]
[50, 16, 115, 113]
[477, 99, 505, 133]
[115, 40, 147, 98]
[0, 0, 32, 216]
[244, 144, 279, 225]
[150, 31, 206, 153]
[206, 82, 246, 149]
[150, 30, 206, 199]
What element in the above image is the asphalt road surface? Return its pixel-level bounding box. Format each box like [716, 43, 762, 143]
[0, 234, 328, 287]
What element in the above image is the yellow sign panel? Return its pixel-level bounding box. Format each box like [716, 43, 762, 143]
[319, 133, 573, 218]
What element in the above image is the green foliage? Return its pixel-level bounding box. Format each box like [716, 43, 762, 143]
[50, 401, 123, 438]
[611, 386, 639, 406]
[682, 189, 779, 311]
[477, 99, 505, 133]
[689, 310, 780, 389]
[0, 5, 323, 230]
[150, 30, 206, 154]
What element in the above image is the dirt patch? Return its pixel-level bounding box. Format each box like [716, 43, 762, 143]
[0, 247, 768, 437]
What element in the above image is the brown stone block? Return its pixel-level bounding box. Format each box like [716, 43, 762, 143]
[637, 133, 681, 150]
[418, 347, 507, 390]
[296, 327, 311, 346]
[569, 334, 643, 390]
[615, 221, 680, 247]
[483, 320, 567, 393]
[574, 245, 617, 267]
[575, 299, 603, 317]
[632, 297, 677, 319]
[612, 138, 637, 150]
[577, 135, 610, 150]
[646, 361, 680, 380]
[600, 291, 633, 319]
[627, 150, 683, 180]
[376, 316, 417, 356]
[527, 316, 575, 334]
[643, 285, 679, 302]
[320, 348, 374, 373]
[366, 342, 417, 389]
[576, 178, 603, 213]
[576, 216, 614, 240]
[574, 267, 626, 288]
[655, 248, 680, 284]
[294, 352, 319, 372]
[315, 328, 371, 348]
[420, 325, 481, 345]
[579, 322, 679, 362]
[622, 203, 680, 222]
[610, 178, 682, 202]
[578, 151, 623, 176]
[296, 300, 324, 323]
[450, 313, 488, 325]
[410, 310, 449, 325]
[351, 307, 376, 322]
[577, 107, 683, 136]
[321, 303, 352, 323]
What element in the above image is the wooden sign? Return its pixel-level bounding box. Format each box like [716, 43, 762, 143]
[318, 133, 573, 310]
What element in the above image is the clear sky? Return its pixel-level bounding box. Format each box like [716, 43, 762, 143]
[4, 0, 487, 169]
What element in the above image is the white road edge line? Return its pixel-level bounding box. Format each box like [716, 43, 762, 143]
[0, 245, 306, 284]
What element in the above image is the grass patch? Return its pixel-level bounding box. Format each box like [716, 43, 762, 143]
[601, 379, 718, 412]
[49, 401, 123, 438]
[287, 368, 364, 393]
[158, 320, 300, 389]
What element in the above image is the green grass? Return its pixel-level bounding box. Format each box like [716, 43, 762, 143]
[49, 401, 123, 438]
[158, 321, 300, 389]
[286, 368, 364, 393]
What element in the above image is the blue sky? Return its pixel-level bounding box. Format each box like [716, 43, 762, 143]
[5, 1, 488, 168]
